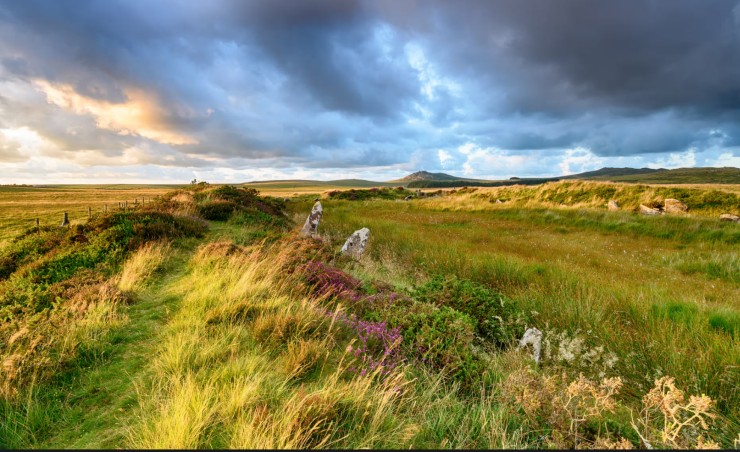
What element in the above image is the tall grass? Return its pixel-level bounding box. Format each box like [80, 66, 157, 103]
[127, 239, 530, 449]
[287, 194, 740, 433]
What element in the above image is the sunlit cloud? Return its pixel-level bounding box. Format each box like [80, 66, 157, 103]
[34, 80, 198, 146]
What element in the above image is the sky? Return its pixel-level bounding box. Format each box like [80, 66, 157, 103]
[1, 0, 740, 184]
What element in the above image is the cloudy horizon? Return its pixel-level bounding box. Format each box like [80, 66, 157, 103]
[1, 0, 740, 184]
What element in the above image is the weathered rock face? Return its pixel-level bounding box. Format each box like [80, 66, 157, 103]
[300, 201, 323, 236]
[608, 200, 619, 211]
[664, 198, 688, 214]
[719, 213, 740, 222]
[517, 327, 543, 363]
[639, 204, 663, 216]
[340, 227, 370, 259]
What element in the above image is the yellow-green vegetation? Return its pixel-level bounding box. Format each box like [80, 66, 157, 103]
[0, 180, 737, 449]
[0, 185, 180, 247]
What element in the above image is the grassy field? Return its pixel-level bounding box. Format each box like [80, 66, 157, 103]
[0, 181, 738, 449]
[0, 186, 182, 247]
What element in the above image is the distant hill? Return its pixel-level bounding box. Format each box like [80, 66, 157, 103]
[405, 166, 739, 188]
[393, 171, 469, 183]
[561, 167, 663, 180]
[580, 167, 740, 184]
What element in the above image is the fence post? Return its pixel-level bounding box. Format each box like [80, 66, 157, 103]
[36, 218, 40, 228]
[88, 207, 92, 218]
[61, 212, 69, 227]
[104, 204, 108, 213]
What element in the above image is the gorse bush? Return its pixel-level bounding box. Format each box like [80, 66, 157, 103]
[326, 187, 413, 201]
[197, 200, 238, 221]
[413, 275, 523, 347]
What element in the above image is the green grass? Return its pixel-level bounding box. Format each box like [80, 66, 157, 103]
[1, 181, 738, 448]
[286, 195, 740, 426]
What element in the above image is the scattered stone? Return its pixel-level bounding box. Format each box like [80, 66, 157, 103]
[664, 198, 688, 214]
[639, 204, 662, 216]
[404, 195, 413, 201]
[517, 327, 543, 363]
[495, 199, 504, 204]
[300, 201, 323, 236]
[283, 197, 290, 203]
[340, 227, 370, 259]
[719, 213, 740, 222]
[607, 200, 619, 211]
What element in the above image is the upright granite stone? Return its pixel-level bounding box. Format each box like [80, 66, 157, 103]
[607, 200, 619, 211]
[300, 201, 323, 237]
[664, 198, 688, 214]
[340, 227, 370, 259]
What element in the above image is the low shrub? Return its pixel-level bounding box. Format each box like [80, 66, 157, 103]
[197, 200, 238, 221]
[413, 275, 520, 347]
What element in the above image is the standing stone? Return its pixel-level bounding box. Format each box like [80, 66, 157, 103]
[719, 213, 740, 223]
[300, 201, 323, 236]
[60, 212, 69, 227]
[517, 327, 543, 363]
[340, 227, 370, 259]
[639, 204, 662, 216]
[664, 198, 688, 214]
[607, 200, 619, 211]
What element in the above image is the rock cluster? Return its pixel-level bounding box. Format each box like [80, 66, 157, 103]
[639, 204, 663, 216]
[664, 198, 688, 213]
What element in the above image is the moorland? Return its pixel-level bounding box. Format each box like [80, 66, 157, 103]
[0, 175, 738, 449]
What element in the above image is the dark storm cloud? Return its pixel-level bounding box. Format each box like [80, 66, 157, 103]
[0, 0, 739, 180]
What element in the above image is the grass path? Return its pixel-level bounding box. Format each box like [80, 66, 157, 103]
[35, 238, 200, 449]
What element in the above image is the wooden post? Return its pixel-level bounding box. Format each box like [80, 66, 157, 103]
[88, 207, 92, 218]
[104, 204, 108, 213]
[61, 212, 69, 227]
[36, 218, 40, 228]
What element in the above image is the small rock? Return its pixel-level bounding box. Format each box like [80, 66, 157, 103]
[404, 195, 412, 201]
[664, 198, 688, 214]
[719, 213, 740, 222]
[639, 204, 662, 216]
[340, 227, 370, 259]
[495, 199, 504, 204]
[517, 327, 543, 363]
[300, 201, 323, 236]
[607, 200, 619, 211]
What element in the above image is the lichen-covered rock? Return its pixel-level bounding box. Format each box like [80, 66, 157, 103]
[300, 201, 323, 236]
[719, 213, 740, 222]
[639, 204, 662, 216]
[608, 200, 619, 211]
[340, 227, 370, 259]
[517, 327, 543, 363]
[664, 198, 688, 214]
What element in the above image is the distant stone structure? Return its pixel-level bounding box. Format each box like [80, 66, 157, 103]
[60, 212, 69, 227]
[607, 200, 619, 211]
[639, 204, 662, 216]
[517, 327, 543, 363]
[300, 201, 323, 237]
[664, 198, 688, 214]
[340, 227, 370, 259]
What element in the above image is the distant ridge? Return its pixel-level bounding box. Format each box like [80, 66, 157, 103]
[560, 167, 663, 179]
[402, 166, 740, 188]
